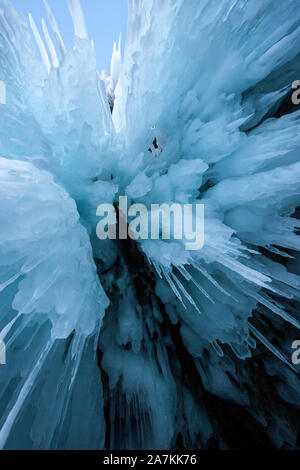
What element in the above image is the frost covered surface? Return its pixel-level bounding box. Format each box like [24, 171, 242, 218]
[0, 0, 299, 449]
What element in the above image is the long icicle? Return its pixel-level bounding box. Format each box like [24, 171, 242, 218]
[249, 324, 296, 372]
[66, 0, 88, 40]
[42, 18, 59, 68]
[0, 339, 54, 448]
[29, 13, 51, 74]
[43, 0, 66, 56]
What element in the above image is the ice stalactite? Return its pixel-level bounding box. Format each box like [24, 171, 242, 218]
[101, 34, 123, 112]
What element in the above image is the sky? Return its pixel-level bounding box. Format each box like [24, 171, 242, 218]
[11, 0, 128, 72]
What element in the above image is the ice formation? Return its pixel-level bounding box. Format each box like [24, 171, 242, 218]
[0, 0, 299, 449]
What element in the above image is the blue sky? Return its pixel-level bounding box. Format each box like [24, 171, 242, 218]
[11, 0, 128, 72]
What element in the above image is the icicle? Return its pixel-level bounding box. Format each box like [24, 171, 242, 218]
[171, 272, 201, 314]
[0, 339, 54, 448]
[216, 242, 251, 259]
[66, 0, 88, 40]
[176, 265, 215, 303]
[190, 275, 215, 304]
[212, 340, 224, 357]
[151, 260, 163, 279]
[176, 265, 192, 281]
[192, 262, 232, 298]
[251, 292, 300, 330]
[70, 335, 85, 384]
[5, 316, 32, 351]
[224, 247, 249, 259]
[29, 13, 51, 74]
[0, 313, 21, 342]
[230, 243, 260, 255]
[41, 19, 59, 68]
[217, 254, 272, 289]
[161, 267, 184, 305]
[265, 245, 294, 259]
[0, 258, 50, 296]
[0, 272, 21, 293]
[43, 0, 66, 56]
[249, 324, 296, 372]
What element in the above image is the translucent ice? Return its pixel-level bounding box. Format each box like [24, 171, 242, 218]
[0, 0, 300, 450]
